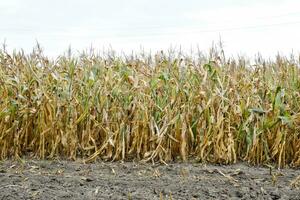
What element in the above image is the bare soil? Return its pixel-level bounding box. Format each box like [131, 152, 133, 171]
[0, 159, 299, 200]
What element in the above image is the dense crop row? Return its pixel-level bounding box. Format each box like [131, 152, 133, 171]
[0, 46, 299, 167]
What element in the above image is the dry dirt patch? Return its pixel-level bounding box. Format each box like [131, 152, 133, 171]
[0, 160, 299, 200]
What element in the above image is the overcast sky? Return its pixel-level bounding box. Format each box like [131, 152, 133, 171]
[1, 0, 300, 58]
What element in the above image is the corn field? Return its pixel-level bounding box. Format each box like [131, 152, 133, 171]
[0, 46, 300, 168]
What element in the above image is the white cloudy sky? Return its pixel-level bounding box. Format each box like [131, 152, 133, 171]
[1, 0, 300, 57]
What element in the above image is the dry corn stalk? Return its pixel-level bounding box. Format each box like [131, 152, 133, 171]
[0, 45, 299, 167]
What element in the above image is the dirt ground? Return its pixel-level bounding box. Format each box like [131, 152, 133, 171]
[0, 159, 299, 200]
